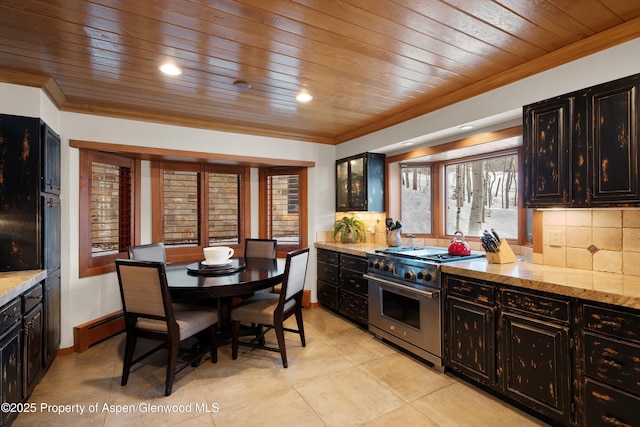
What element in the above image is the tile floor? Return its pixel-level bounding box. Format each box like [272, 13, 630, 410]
[15, 308, 549, 426]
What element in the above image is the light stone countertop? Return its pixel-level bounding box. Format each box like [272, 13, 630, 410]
[315, 241, 640, 310]
[0, 270, 47, 308]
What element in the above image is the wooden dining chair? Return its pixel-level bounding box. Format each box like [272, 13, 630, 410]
[115, 259, 218, 396]
[231, 248, 309, 368]
[244, 238, 277, 259]
[128, 242, 167, 263]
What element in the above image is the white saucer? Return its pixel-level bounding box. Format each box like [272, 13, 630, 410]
[201, 259, 232, 267]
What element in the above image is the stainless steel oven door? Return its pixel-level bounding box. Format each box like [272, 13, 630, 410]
[366, 274, 442, 369]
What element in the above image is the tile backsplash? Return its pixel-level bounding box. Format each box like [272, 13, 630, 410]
[537, 209, 640, 276]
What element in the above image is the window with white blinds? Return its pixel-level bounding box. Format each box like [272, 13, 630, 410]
[163, 170, 199, 246]
[90, 161, 132, 255]
[208, 173, 240, 245]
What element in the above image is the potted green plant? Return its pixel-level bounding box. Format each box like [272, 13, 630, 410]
[333, 216, 366, 243]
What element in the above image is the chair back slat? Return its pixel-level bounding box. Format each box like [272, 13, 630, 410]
[116, 260, 169, 319]
[128, 243, 167, 263]
[282, 249, 309, 301]
[244, 239, 277, 259]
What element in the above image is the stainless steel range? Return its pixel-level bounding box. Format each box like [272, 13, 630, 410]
[365, 246, 484, 372]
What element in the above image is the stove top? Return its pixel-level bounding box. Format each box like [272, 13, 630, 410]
[375, 246, 485, 263]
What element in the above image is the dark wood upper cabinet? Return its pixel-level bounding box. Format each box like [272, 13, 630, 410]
[524, 73, 640, 207]
[523, 97, 573, 206]
[589, 77, 639, 204]
[336, 152, 385, 212]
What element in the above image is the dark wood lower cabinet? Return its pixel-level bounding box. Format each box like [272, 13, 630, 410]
[316, 249, 368, 326]
[584, 379, 640, 427]
[445, 297, 495, 385]
[0, 313, 22, 427]
[501, 312, 572, 424]
[443, 274, 575, 426]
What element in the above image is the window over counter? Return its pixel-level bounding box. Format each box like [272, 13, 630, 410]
[400, 165, 433, 235]
[78, 150, 140, 277]
[393, 127, 526, 243]
[445, 153, 519, 239]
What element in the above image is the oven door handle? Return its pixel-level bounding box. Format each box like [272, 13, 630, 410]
[364, 274, 439, 298]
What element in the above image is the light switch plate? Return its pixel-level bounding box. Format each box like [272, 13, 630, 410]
[550, 229, 562, 247]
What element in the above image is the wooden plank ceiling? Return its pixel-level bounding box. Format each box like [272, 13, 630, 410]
[1, 0, 639, 144]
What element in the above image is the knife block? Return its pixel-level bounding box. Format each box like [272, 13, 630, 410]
[485, 239, 517, 264]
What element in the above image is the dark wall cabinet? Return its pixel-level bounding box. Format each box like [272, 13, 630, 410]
[316, 249, 368, 326]
[336, 152, 385, 212]
[443, 274, 575, 426]
[524, 72, 640, 208]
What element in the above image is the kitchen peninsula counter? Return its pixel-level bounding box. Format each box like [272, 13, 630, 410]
[315, 241, 640, 310]
[0, 270, 47, 307]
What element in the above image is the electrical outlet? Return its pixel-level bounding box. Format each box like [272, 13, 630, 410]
[550, 229, 562, 247]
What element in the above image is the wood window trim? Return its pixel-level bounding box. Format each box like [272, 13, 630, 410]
[78, 150, 141, 278]
[151, 161, 250, 263]
[259, 167, 308, 257]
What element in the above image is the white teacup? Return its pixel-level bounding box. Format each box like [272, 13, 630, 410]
[203, 246, 234, 264]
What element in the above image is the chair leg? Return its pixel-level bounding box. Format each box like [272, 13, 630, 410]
[274, 322, 288, 368]
[231, 320, 240, 360]
[166, 339, 179, 396]
[295, 308, 306, 347]
[121, 332, 137, 386]
[210, 323, 218, 363]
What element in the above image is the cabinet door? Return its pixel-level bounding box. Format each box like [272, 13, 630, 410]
[336, 160, 349, 211]
[0, 322, 22, 426]
[348, 156, 366, 210]
[445, 297, 495, 385]
[23, 304, 43, 397]
[523, 97, 572, 207]
[589, 76, 640, 204]
[45, 270, 61, 369]
[501, 312, 573, 424]
[43, 195, 61, 272]
[41, 122, 61, 195]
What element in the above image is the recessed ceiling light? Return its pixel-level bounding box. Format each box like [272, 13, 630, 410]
[295, 92, 313, 103]
[159, 63, 182, 76]
[459, 124, 474, 130]
[233, 80, 252, 89]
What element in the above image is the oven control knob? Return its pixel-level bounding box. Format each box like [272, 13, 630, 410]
[383, 263, 393, 272]
[417, 271, 432, 281]
[404, 271, 416, 281]
[373, 261, 382, 270]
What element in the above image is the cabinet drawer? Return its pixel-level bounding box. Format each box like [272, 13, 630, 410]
[338, 290, 368, 325]
[22, 283, 43, 313]
[585, 379, 640, 427]
[585, 332, 640, 395]
[444, 276, 495, 305]
[317, 262, 339, 284]
[340, 254, 367, 273]
[317, 281, 338, 310]
[584, 304, 640, 343]
[317, 249, 339, 265]
[0, 299, 21, 335]
[340, 268, 367, 295]
[501, 289, 570, 323]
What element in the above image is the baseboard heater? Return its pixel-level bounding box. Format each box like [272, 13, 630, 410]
[73, 310, 125, 353]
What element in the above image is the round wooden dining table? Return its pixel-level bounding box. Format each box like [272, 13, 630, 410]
[166, 257, 286, 329]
